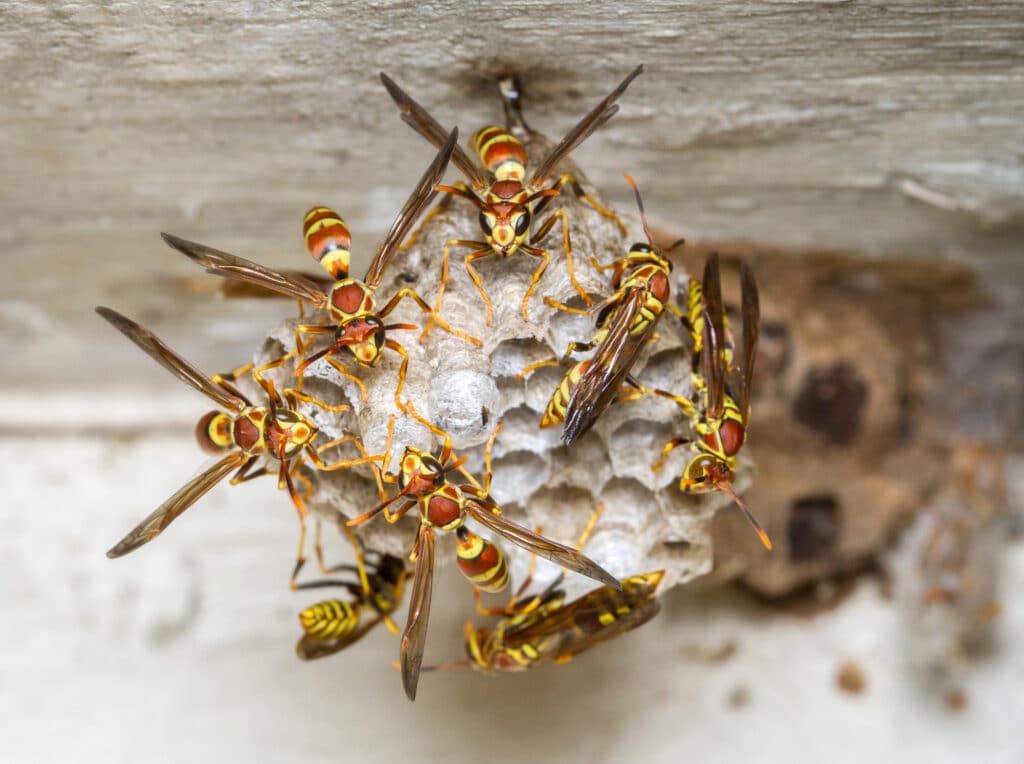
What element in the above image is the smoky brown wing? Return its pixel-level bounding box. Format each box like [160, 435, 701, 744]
[738, 262, 761, 424]
[400, 527, 435, 701]
[161, 233, 327, 307]
[528, 64, 643, 190]
[295, 615, 386, 661]
[464, 494, 621, 591]
[550, 597, 661, 662]
[379, 73, 489, 193]
[105, 451, 246, 558]
[96, 306, 248, 412]
[218, 270, 336, 299]
[501, 578, 660, 660]
[363, 128, 458, 288]
[562, 288, 651, 446]
[700, 254, 727, 420]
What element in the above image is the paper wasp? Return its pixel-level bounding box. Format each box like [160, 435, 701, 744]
[161, 129, 479, 413]
[643, 254, 772, 550]
[520, 174, 682, 445]
[96, 307, 379, 584]
[380, 65, 642, 327]
[294, 539, 408, 661]
[347, 406, 621, 700]
[424, 506, 664, 674]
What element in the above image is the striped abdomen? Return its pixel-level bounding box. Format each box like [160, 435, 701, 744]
[456, 527, 509, 593]
[303, 206, 352, 279]
[195, 410, 235, 454]
[540, 359, 592, 429]
[685, 277, 734, 368]
[471, 126, 527, 182]
[298, 598, 361, 639]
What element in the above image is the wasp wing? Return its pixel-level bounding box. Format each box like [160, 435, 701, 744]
[528, 65, 643, 191]
[400, 526, 435, 701]
[562, 287, 652, 446]
[737, 262, 760, 424]
[105, 451, 247, 558]
[161, 233, 327, 308]
[363, 128, 458, 288]
[217, 270, 336, 299]
[700, 254, 727, 420]
[295, 614, 387, 661]
[464, 494, 621, 591]
[380, 73, 489, 194]
[96, 306, 249, 412]
[502, 574, 662, 662]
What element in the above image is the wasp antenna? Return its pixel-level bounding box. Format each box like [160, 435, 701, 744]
[717, 481, 772, 551]
[623, 173, 655, 252]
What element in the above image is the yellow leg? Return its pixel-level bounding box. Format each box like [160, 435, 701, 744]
[283, 387, 351, 414]
[324, 356, 368, 403]
[293, 323, 336, 392]
[551, 172, 627, 237]
[517, 245, 551, 322]
[377, 286, 481, 347]
[532, 208, 592, 307]
[651, 437, 690, 472]
[482, 420, 503, 497]
[420, 238, 488, 340]
[384, 339, 410, 413]
[516, 357, 561, 380]
[464, 249, 496, 326]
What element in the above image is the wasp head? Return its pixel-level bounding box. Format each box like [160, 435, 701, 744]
[396, 447, 447, 497]
[334, 315, 386, 366]
[479, 183, 532, 255]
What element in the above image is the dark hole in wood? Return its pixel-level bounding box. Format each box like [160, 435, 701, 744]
[788, 495, 841, 563]
[792, 361, 868, 444]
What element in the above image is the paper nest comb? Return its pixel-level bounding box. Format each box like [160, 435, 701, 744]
[250, 134, 753, 600]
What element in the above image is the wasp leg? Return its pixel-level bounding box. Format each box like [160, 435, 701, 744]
[377, 287, 481, 347]
[463, 248, 497, 326]
[651, 437, 692, 472]
[420, 239, 490, 340]
[549, 172, 627, 237]
[210, 362, 255, 401]
[252, 351, 300, 399]
[293, 323, 336, 392]
[322, 356, 368, 404]
[517, 245, 551, 323]
[383, 339, 410, 413]
[283, 387, 351, 415]
[532, 208, 591, 307]
[516, 338, 597, 380]
[481, 420, 503, 497]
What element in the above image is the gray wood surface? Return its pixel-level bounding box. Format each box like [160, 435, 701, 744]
[2, 1, 1021, 383]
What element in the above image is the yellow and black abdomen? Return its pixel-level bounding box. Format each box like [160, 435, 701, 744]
[298, 598, 361, 640]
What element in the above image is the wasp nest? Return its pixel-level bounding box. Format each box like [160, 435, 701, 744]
[251, 135, 751, 599]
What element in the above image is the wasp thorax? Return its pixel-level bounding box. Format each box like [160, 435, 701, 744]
[329, 279, 373, 320]
[195, 410, 234, 454]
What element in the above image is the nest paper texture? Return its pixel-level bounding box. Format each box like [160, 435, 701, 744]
[250, 132, 750, 599]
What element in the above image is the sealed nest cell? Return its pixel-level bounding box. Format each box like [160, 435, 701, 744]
[248, 132, 750, 599]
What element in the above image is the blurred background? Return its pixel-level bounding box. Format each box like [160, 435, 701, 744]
[2, 2, 1022, 762]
